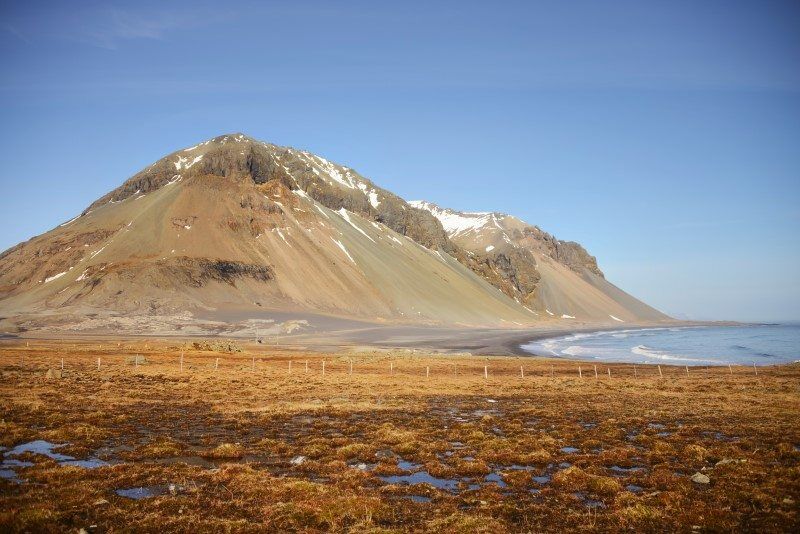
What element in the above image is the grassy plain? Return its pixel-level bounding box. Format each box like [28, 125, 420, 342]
[0, 339, 798, 532]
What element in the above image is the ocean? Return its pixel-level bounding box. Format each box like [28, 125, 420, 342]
[521, 324, 800, 366]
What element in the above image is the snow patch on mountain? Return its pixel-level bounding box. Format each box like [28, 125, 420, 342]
[409, 200, 501, 237]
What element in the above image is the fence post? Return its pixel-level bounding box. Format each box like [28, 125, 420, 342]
[305, 360, 308, 373]
[658, 365, 663, 378]
[594, 365, 598, 379]
[634, 364, 637, 378]
[289, 360, 292, 373]
[578, 366, 582, 378]
[607, 367, 611, 378]
[215, 358, 219, 371]
[728, 364, 732, 374]
[390, 361, 393, 375]
[322, 360, 325, 376]
[753, 362, 758, 376]
[180, 350, 184, 372]
[252, 356, 255, 372]
[520, 365, 524, 379]
[97, 357, 100, 370]
[484, 365, 488, 379]
[426, 366, 430, 379]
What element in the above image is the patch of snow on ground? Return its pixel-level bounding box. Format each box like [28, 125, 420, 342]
[185, 155, 203, 168]
[331, 238, 356, 263]
[301, 153, 356, 189]
[337, 209, 375, 242]
[44, 270, 69, 283]
[368, 190, 380, 208]
[561, 314, 575, 319]
[408, 200, 494, 237]
[546, 309, 555, 316]
[292, 189, 310, 200]
[59, 215, 80, 227]
[609, 315, 624, 322]
[314, 205, 330, 219]
[89, 245, 107, 260]
[274, 228, 291, 247]
[485, 245, 495, 252]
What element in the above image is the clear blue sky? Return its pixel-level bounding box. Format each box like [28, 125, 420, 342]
[1, 1, 798, 322]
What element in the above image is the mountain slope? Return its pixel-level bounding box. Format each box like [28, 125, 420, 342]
[0, 134, 537, 328]
[408, 201, 668, 323]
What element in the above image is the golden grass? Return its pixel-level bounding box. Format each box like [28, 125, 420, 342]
[0, 338, 798, 532]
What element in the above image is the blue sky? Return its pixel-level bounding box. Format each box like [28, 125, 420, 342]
[1, 0, 798, 321]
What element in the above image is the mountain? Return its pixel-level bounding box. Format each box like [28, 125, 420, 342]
[408, 201, 668, 322]
[0, 133, 667, 332]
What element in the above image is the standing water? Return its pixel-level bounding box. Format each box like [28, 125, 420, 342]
[522, 324, 800, 366]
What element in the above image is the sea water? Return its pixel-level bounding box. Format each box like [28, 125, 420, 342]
[522, 324, 800, 366]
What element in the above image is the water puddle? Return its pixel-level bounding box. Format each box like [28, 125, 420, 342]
[626, 484, 644, 493]
[154, 456, 217, 469]
[2, 440, 108, 483]
[380, 471, 460, 491]
[406, 495, 431, 503]
[560, 447, 580, 454]
[6, 440, 74, 462]
[397, 460, 421, 471]
[572, 491, 606, 509]
[533, 475, 551, 485]
[609, 465, 646, 476]
[348, 462, 375, 471]
[484, 473, 507, 487]
[115, 486, 169, 500]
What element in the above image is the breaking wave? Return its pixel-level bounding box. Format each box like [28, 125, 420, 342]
[521, 324, 800, 366]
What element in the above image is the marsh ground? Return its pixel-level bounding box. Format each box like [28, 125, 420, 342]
[0, 340, 798, 532]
